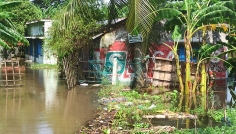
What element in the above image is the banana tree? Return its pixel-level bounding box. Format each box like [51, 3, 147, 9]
[133, 0, 236, 94]
[0, 1, 29, 49]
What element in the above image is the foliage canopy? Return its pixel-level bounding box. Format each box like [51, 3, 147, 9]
[0, 0, 29, 49]
[5, 0, 42, 35]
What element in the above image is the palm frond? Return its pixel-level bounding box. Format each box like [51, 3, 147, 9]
[107, 0, 128, 31]
[134, 8, 182, 37]
[126, 0, 155, 33]
[56, 0, 104, 35]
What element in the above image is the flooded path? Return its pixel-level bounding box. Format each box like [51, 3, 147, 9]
[0, 69, 99, 134]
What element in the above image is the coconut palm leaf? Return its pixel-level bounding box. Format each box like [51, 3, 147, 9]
[134, 8, 182, 37]
[55, 0, 105, 35]
[107, 0, 128, 30]
[107, 0, 167, 32]
[126, 0, 155, 33]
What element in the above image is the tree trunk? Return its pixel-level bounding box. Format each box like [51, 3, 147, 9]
[173, 50, 184, 93]
[130, 42, 145, 88]
[62, 50, 79, 89]
[200, 63, 207, 93]
[185, 38, 192, 94]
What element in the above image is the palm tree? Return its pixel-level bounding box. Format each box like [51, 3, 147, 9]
[0, 1, 29, 50]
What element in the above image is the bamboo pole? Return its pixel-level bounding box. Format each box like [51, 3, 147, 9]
[17, 60, 22, 85]
[4, 60, 8, 86]
[12, 61, 15, 85]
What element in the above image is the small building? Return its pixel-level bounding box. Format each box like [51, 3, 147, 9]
[25, 19, 57, 64]
[78, 19, 228, 90]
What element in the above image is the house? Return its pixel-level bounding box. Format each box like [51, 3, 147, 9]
[25, 19, 57, 64]
[78, 19, 228, 91]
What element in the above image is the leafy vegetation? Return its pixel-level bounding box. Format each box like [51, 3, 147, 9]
[87, 83, 236, 133]
[102, 0, 236, 95]
[32, 0, 68, 19]
[44, 0, 108, 88]
[0, 1, 29, 49]
[133, 0, 236, 94]
[3, 0, 42, 35]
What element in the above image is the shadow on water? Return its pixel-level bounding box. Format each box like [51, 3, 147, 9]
[0, 68, 99, 134]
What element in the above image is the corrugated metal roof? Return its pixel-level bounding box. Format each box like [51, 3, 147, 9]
[26, 19, 52, 25]
[92, 18, 126, 40]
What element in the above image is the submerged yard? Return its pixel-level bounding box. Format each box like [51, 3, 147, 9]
[78, 84, 236, 134]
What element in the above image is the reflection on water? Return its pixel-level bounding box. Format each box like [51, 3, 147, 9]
[0, 69, 99, 134]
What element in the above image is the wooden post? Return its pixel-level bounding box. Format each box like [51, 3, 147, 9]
[17, 60, 22, 86]
[4, 60, 8, 86]
[12, 60, 15, 85]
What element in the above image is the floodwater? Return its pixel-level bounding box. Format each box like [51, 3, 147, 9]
[0, 69, 99, 134]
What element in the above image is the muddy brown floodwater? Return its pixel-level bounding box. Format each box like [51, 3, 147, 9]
[0, 69, 99, 134]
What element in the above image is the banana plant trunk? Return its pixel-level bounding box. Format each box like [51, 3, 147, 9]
[200, 63, 207, 112]
[201, 30, 207, 94]
[185, 37, 192, 94]
[173, 51, 184, 93]
[200, 63, 207, 94]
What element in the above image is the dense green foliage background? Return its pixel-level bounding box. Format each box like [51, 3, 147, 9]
[2, 0, 42, 35]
